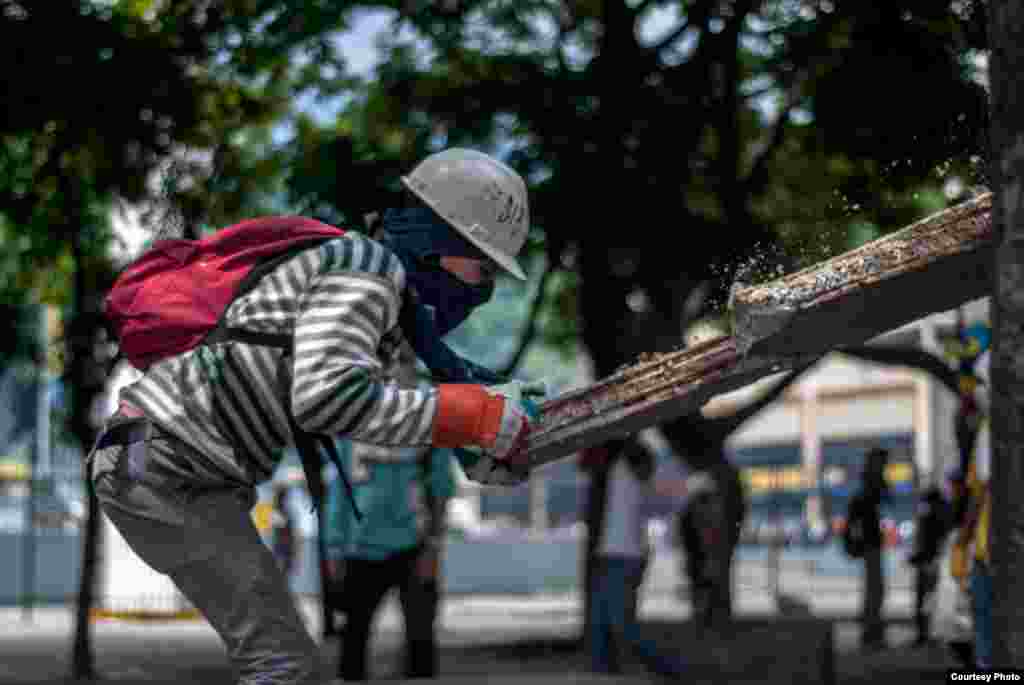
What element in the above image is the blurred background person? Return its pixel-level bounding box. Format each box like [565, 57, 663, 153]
[587, 438, 687, 679]
[965, 348, 992, 670]
[676, 471, 716, 625]
[324, 439, 456, 682]
[852, 447, 889, 651]
[934, 465, 975, 668]
[701, 460, 747, 635]
[906, 484, 952, 647]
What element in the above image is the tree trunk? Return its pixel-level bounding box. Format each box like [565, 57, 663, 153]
[69, 210, 100, 680]
[987, 0, 1024, 667]
[576, 0, 639, 645]
[73, 469, 102, 679]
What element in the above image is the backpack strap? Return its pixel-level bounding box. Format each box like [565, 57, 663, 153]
[237, 238, 334, 301]
[286, 408, 362, 521]
[319, 435, 362, 521]
[204, 326, 292, 348]
[214, 235, 362, 520]
[203, 237, 337, 349]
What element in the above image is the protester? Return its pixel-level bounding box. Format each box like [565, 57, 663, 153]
[676, 471, 715, 621]
[587, 438, 687, 679]
[847, 447, 889, 651]
[324, 437, 455, 681]
[907, 485, 952, 647]
[701, 460, 747, 633]
[936, 466, 975, 668]
[963, 447, 991, 669]
[88, 148, 541, 684]
[965, 349, 992, 670]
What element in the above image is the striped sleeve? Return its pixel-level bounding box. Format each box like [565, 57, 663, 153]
[290, 234, 439, 446]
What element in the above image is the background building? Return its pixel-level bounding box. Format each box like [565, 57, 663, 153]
[452, 297, 988, 546]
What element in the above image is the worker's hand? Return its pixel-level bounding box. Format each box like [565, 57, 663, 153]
[484, 390, 537, 465]
[432, 384, 539, 479]
[488, 378, 549, 402]
[454, 447, 530, 487]
[488, 378, 548, 417]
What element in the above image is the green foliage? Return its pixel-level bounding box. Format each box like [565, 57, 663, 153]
[0, 1, 364, 464]
[280, 1, 987, 374]
[0, 0, 991, 391]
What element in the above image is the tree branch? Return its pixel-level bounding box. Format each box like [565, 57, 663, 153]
[708, 359, 819, 440]
[650, 17, 691, 54]
[741, 49, 815, 195]
[839, 346, 962, 397]
[497, 255, 557, 377]
[550, 5, 570, 75]
[740, 3, 851, 198]
[743, 100, 795, 196]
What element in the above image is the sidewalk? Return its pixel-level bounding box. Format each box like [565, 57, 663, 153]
[1, 590, 957, 685]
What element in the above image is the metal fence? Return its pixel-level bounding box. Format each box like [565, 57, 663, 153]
[1, 521, 914, 611]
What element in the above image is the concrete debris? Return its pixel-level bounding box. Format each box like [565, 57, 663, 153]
[520, 193, 994, 471]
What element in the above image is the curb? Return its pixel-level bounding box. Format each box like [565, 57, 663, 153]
[89, 608, 202, 622]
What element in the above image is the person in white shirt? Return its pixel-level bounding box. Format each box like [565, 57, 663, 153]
[587, 438, 688, 678]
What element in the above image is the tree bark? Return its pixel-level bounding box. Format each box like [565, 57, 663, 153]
[73, 455, 102, 679]
[987, 0, 1024, 667]
[69, 196, 99, 681]
[576, 0, 641, 646]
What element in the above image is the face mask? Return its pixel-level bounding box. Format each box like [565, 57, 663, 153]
[408, 258, 494, 335]
[397, 291, 504, 384]
[378, 207, 496, 335]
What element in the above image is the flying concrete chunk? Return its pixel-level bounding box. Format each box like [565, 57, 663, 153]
[519, 192, 994, 470]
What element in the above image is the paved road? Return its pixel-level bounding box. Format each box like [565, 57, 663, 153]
[0, 575, 944, 685]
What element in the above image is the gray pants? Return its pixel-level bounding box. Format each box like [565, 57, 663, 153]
[90, 432, 322, 684]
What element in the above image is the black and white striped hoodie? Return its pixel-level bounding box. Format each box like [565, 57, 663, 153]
[119, 232, 439, 487]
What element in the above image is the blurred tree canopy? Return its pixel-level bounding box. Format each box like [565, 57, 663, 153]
[0, 0, 989, 452]
[0, 0, 366, 431]
[283, 0, 989, 460]
[0, 1, 361, 675]
[0, 0, 990, 503]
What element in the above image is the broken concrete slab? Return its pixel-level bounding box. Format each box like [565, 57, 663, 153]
[523, 336, 817, 469]
[521, 193, 993, 470]
[731, 191, 993, 358]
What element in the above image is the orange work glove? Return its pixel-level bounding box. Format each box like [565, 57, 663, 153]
[432, 384, 534, 465]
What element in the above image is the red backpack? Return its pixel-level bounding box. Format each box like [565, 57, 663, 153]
[104, 215, 361, 519]
[105, 215, 345, 369]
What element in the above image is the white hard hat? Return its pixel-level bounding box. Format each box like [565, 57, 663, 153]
[402, 148, 530, 280]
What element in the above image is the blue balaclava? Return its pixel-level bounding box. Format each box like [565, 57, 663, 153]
[377, 206, 504, 384]
[379, 206, 495, 335]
